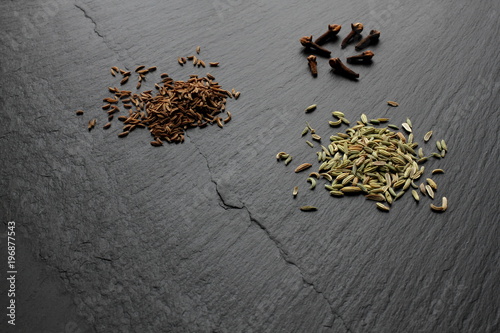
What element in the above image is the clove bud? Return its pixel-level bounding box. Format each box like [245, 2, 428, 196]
[299, 36, 332, 57]
[346, 50, 375, 64]
[355, 30, 380, 51]
[307, 55, 318, 77]
[329, 58, 359, 79]
[314, 24, 342, 45]
[341, 23, 363, 49]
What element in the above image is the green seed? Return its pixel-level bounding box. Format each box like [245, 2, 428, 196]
[376, 203, 390, 211]
[300, 205, 318, 211]
[402, 123, 412, 133]
[441, 139, 447, 151]
[284, 155, 293, 165]
[301, 127, 309, 136]
[330, 190, 344, 197]
[436, 141, 442, 151]
[388, 124, 400, 130]
[406, 118, 412, 128]
[424, 131, 433, 142]
[329, 119, 342, 126]
[307, 177, 317, 190]
[411, 189, 420, 202]
[332, 111, 345, 118]
[361, 114, 368, 124]
[306, 140, 314, 148]
[305, 104, 317, 113]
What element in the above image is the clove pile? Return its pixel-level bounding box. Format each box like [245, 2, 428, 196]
[299, 22, 380, 78]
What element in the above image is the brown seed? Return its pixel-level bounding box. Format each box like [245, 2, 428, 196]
[76, 110, 84, 115]
[102, 104, 111, 110]
[88, 119, 96, 131]
[160, 73, 169, 78]
[120, 76, 129, 85]
[196, 46, 201, 54]
[216, 117, 224, 128]
[177, 57, 184, 65]
[147, 66, 157, 72]
[136, 82, 141, 89]
[207, 73, 215, 80]
[295, 163, 313, 173]
[110, 68, 116, 76]
[209, 62, 219, 67]
[135, 65, 145, 72]
[293, 186, 299, 197]
[234, 91, 240, 99]
[118, 131, 130, 138]
[103, 122, 111, 129]
[150, 140, 163, 147]
[307, 55, 318, 77]
[199, 60, 206, 68]
[223, 111, 232, 123]
[387, 101, 399, 107]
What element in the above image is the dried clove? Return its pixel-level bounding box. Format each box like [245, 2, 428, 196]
[341, 23, 363, 49]
[299, 36, 332, 57]
[329, 58, 359, 79]
[307, 55, 318, 77]
[346, 50, 375, 64]
[314, 24, 342, 45]
[355, 30, 380, 51]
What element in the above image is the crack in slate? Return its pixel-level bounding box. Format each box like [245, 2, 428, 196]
[190, 138, 351, 332]
[74, 3, 123, 63]
[74, 4, 104, 39]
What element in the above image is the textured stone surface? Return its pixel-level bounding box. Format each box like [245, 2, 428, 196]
[0, 0, 499, 332]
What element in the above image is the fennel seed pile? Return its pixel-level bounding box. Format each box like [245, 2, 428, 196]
[282, 109, 449, 212]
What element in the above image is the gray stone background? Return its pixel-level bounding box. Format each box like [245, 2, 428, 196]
[1, 0, 499, 332]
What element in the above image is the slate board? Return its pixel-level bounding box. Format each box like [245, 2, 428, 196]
[0, 0, 499, 332]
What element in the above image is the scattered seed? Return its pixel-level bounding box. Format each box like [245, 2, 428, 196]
[293, 186, 299, 197]
[427, 178, 437, 190]
[234, 91, 240, 99]
[441, 139, 447, 151]
[329, 119, 342, 126]
[300, 206, 317, 211]
[285, 155, 293, 165]
[177, 57, 184, 65]
[307, 177, 317, 190]
[120, 76, 129, 85]
[388, 124, 399, 130]
[306, 140, 314, 148]
[432, 169, 445, 174]
[402, 122, 412, 133]
[110, 68, 116, 76]
[305, 104, 317, 113]
[411, 189, 420, 202]
[436, 141, 442, 151]
[376, 203, 390, 211]
[424, 131, 433, 142]
[361, 114, 368, 124]
[196, 46, 201, 54]
[88, 119, 96, 131]
[118, 131, 130, 138]
[425, 185, 435, 199]
[103, 122, 111, 129]
[295, 163, 312, 173]
[216, 117, 224, 128]
[209, 62, 219, 67]
[76, 110, 84, 115]
[387, 101, 399, 107]
[332, 111, 345, 118]
[311, 134, 321, 141]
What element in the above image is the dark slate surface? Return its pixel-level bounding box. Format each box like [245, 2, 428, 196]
[1, 0, 499, 332]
